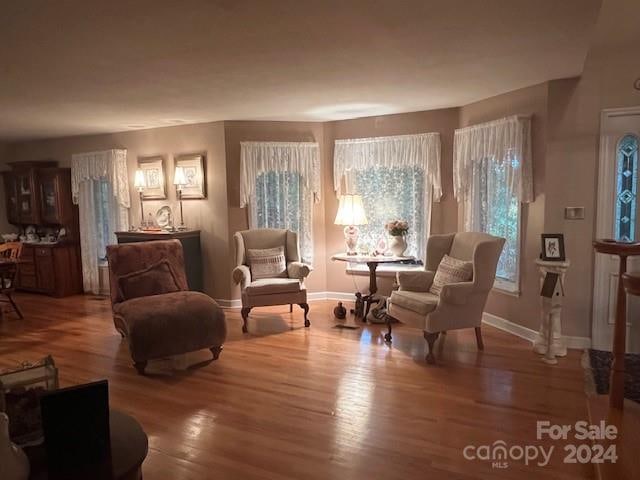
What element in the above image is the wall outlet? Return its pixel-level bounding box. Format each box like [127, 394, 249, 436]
[565, 206, 585, 220]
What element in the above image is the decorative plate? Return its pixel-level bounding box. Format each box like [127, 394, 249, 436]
[155, 206, 172, 228]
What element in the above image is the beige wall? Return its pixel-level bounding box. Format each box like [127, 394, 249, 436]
[323, 109, 460, 295]
[1, 40, 637, 342]
[543, 43, 640, 338]
[223, 121, 328, 298]
[3, 122, 232, 300]
[459, 83, 549, 332]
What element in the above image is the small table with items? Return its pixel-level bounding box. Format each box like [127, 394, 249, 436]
[331, 253, 414, 321]
[25, 410, 148, 480]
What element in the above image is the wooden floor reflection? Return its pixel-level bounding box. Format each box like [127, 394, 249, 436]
[0, 294, 593, 479]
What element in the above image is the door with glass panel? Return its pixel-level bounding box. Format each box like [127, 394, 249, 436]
[593, 107, 640, 352]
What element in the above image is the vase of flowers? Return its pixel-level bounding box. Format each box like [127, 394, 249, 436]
[385, 220, 409, 256]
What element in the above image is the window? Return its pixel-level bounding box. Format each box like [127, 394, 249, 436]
[472, 157, 521, 290]
[253, 170, 314, 263]
[94, 179, 113, 264]
[352, 165, 425, 258]
[615, 134, 638, 242]
[240, 141, 320, 266]
[454, 115, 532, 294]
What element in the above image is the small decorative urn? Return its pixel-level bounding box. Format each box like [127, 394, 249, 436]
[389, 236, 407, 256]
[333, 302, 347, 319]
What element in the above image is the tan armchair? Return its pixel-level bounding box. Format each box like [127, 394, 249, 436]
[386, 232, 505, 363]
[232, 228, 312, 333]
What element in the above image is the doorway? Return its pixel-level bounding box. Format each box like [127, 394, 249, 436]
[593, 107, 640, 353]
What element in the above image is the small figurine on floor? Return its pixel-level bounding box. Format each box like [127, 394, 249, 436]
[333, 302, 347, 319]
[353, 292, 365, 318]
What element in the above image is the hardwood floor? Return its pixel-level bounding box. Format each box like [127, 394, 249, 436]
[0, 293, 594, 480]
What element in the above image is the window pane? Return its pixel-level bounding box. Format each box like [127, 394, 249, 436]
[353, 166, 425, 258]
[477, 158, 520, 284]
[94, 179, 112, 263]
[615, 134, 638, 242]
[254, 171, 313, 263]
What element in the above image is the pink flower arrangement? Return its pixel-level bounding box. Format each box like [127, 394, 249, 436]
[385, 220, 409, 237]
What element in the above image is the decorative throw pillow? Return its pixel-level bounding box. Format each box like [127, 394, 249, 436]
[118, 260, 180, 301]
[429, 254, 473, 296]
[247, 246, 287, 280]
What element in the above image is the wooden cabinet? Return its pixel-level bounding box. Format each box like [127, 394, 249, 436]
[2, 162, 66, 226]
[2, 161, 81, 297]
[37, 168, 75, 225]
[17, 243, 82, 297]
[115, 230, 203, 292]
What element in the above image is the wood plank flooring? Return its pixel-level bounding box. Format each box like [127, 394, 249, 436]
[0, 293, 594, 479]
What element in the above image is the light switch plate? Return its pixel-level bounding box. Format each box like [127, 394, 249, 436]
[565, 207, 585, 220]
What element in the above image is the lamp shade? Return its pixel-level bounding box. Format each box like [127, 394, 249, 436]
[334, 194, 368, 226]
[133, 169, 146, 189]
[173, 166, 187, 186]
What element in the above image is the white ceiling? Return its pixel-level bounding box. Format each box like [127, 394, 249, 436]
[0, 0, 602, 141]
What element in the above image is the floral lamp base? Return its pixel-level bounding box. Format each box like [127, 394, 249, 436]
[343, 225, 360, 255]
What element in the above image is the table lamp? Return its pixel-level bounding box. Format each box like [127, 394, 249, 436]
[173, 166, 187, 230]
[133, 169, 146, 229]
[334, 194, 368, 255]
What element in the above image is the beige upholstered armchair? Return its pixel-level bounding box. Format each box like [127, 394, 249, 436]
[386, 232, 505, 363]
[232, 228, 312, 333]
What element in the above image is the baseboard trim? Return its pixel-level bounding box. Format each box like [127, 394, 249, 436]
[482, 312, 591, 350]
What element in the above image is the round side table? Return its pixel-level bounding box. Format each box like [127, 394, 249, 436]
[26, 410, 148, 480]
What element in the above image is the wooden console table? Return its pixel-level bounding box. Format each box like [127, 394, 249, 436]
[115, 230, 203, 291]
[593, 239, 640, 410]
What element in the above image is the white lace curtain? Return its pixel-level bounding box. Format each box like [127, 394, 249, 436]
[333, 132, 442, 199]
[71, 149, 130, 294]
[240, 142, 320, 264]
[453, 115, 533, 207]
[333, 133, 442, 260]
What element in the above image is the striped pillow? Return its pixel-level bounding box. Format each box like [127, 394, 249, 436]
[247, 246, 288, 280]
[429, 254, 473, 296]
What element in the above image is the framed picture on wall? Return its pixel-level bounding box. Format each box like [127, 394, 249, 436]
[174, 152, 206, 199]
[540, 233, 566, 261]
[137, 155, 166, 199]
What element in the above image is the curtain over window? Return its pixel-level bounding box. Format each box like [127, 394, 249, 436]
[333, 133, 441, 260]
[71, 149, 130, 294]
[454, 115, 532, 291]
[240, 142, 320, 264]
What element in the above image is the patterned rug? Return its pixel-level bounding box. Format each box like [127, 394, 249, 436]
[588, 349, 640, 404]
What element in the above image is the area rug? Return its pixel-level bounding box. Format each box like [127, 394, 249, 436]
[588, 349, 640, 404]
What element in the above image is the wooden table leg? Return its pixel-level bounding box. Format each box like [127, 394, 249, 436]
[362, 262, 379, 321]
[610, 255, 627, 410]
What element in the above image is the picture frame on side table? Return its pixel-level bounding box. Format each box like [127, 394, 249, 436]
[174, 152, 206, 199]
[540, 234, 566, 261]
[137, 155, 166, 200]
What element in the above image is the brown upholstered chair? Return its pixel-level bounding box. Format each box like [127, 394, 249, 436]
[106, 239, 226, 374]
[232, 228, 312, 333]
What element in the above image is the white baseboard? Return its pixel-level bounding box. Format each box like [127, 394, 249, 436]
[482, 312, 591, 350]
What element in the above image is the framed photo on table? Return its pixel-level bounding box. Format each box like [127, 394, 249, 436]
[174, 152, 206, 199]
[541, 234, 565, 261]
[137, 155, 166, 199]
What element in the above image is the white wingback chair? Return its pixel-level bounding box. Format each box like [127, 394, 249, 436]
[386, 232, 505, 363]
[232, 228, 312, 333]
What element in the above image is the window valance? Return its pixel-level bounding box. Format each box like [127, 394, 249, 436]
[71, 149, 130, 208]
[333, 132, 442, 200]
[240, 141, 321, 207]
[453, 115, 533, 203]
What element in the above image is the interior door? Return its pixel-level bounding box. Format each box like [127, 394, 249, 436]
[593, 107, 640, 353]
